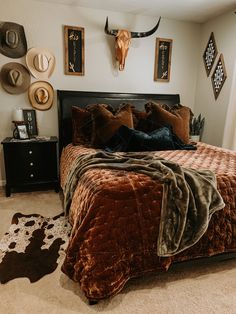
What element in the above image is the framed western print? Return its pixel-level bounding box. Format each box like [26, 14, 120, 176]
[154, 38, 172, 82]
[203, 32, 218, 77]
[64, 25, 85, 75]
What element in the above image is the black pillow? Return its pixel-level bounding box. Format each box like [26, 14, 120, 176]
[105, 125, 196, 152]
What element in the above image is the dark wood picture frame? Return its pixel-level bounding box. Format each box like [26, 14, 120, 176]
[23, 109, 38, 137]
[154, 38, 172, 82]
[211, 53, 227, 100]
[15, 122, 30, 140]
[64, 25, 85, 76]
[203, 32, 218, 77]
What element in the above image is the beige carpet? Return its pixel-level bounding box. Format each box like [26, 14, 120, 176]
[0, 188, 236, 314]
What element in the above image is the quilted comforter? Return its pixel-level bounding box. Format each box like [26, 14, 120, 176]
[60, 142, 236, 301]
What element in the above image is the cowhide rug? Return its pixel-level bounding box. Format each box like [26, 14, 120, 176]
[0, 212, 71, 284]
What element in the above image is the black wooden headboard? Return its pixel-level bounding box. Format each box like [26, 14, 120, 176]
[57, 90, 180, 152]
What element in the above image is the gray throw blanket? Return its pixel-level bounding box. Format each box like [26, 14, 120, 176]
[63, 151, 225, 257]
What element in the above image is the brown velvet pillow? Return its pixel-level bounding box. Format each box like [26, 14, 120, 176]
[72, 104, 115, 145]
[131, 103, 162, 133]
[90, 103, 134, 148]
[131, 107, 149, 129]
[72, 106, 92, 145]
[145, 102, 192, 143]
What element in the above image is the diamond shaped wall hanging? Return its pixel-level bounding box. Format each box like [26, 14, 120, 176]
[211, 54, 227, 100]
[203, 32, 218, 76]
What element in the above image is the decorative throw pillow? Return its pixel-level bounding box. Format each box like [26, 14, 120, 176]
[72, 104, 115, 145]
[72, 106, 92, 145]
[132, 104, 170, 133]
[90, 103, 134, 148]
[145, 102, 192, 143]
[131, 106, 149, 129]
[86, 103, 115, 114]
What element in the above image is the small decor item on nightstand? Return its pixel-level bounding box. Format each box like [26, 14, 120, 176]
[211, 53, 227, 100]
[14, 121, 29, 140]
[203, 32, 218, 77]
[12, 108, 23, 122]
[190, 113, 205, 142]
[12, 109, 24, 139]
[23, 109, 38, 137]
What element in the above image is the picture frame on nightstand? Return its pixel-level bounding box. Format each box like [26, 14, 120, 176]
[23, 109, 38, 137]
[15, 122, 30, 140]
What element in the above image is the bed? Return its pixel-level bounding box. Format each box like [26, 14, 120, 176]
[57, 90, 236, 303]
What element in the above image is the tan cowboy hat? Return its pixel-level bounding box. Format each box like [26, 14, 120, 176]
[26, 47, 55, 79]
[28, 81, 54, 111]
[0, 62, 31, 94]
[0, 22, 27, 58]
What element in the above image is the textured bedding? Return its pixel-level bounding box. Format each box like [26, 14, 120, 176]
[60, 142, 236, 301]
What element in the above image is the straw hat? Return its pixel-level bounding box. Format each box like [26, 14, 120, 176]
[0, 62, 31, 94]
[28, 81, 54, 111]
[0, 22, 27, 58]
[26, 47, 55, 79]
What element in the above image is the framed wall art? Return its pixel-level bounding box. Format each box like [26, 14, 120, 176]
[211, 53, 227, 100]
[203, 32, 218, 77]
[64, 25, 85, 75]
[154, 38, 172, 82]
[23, 109, 38, 137]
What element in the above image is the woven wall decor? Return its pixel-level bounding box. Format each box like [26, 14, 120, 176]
[203, 32, 218, 76]
[211, 53, 227, 100]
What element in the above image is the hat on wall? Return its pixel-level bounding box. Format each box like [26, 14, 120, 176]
[28, 81, 54, 111]
[26, 47, 55, 79]
[0, 62, 31, 94]
[0, 22, 27, 58]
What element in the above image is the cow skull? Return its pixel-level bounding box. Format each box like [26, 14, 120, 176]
[104, 17, 161, 71]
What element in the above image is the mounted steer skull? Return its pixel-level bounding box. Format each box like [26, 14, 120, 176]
[104, 17, 161, 71]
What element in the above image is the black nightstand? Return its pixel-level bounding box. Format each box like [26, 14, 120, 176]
[1, 136, 59, 197]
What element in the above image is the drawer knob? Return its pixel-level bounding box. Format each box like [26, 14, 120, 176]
[30, 174, 34, 178]
[30, 162, 34, 166]
[29, 150, 33, 154]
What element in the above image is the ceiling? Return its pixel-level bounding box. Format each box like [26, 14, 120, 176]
[35, 0, 236, 23]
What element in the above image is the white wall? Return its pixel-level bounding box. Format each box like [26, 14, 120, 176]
[194, 10, 236, 147]
[222, 60, 236, 150]
[0, 0, 201, 184]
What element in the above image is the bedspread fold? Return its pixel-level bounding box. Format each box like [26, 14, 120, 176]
[63, 151, 225, 256]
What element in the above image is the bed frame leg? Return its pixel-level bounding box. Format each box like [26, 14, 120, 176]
[89, 300, 99, 305]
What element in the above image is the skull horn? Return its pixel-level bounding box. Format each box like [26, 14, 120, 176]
[131, 17, 161, 38]
[104, 17, 118, 36]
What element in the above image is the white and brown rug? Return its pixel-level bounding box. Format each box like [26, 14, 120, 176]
[0, 212, 71, 283]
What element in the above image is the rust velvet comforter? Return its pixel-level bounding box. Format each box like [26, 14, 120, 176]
[60, 142, 236, 301]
